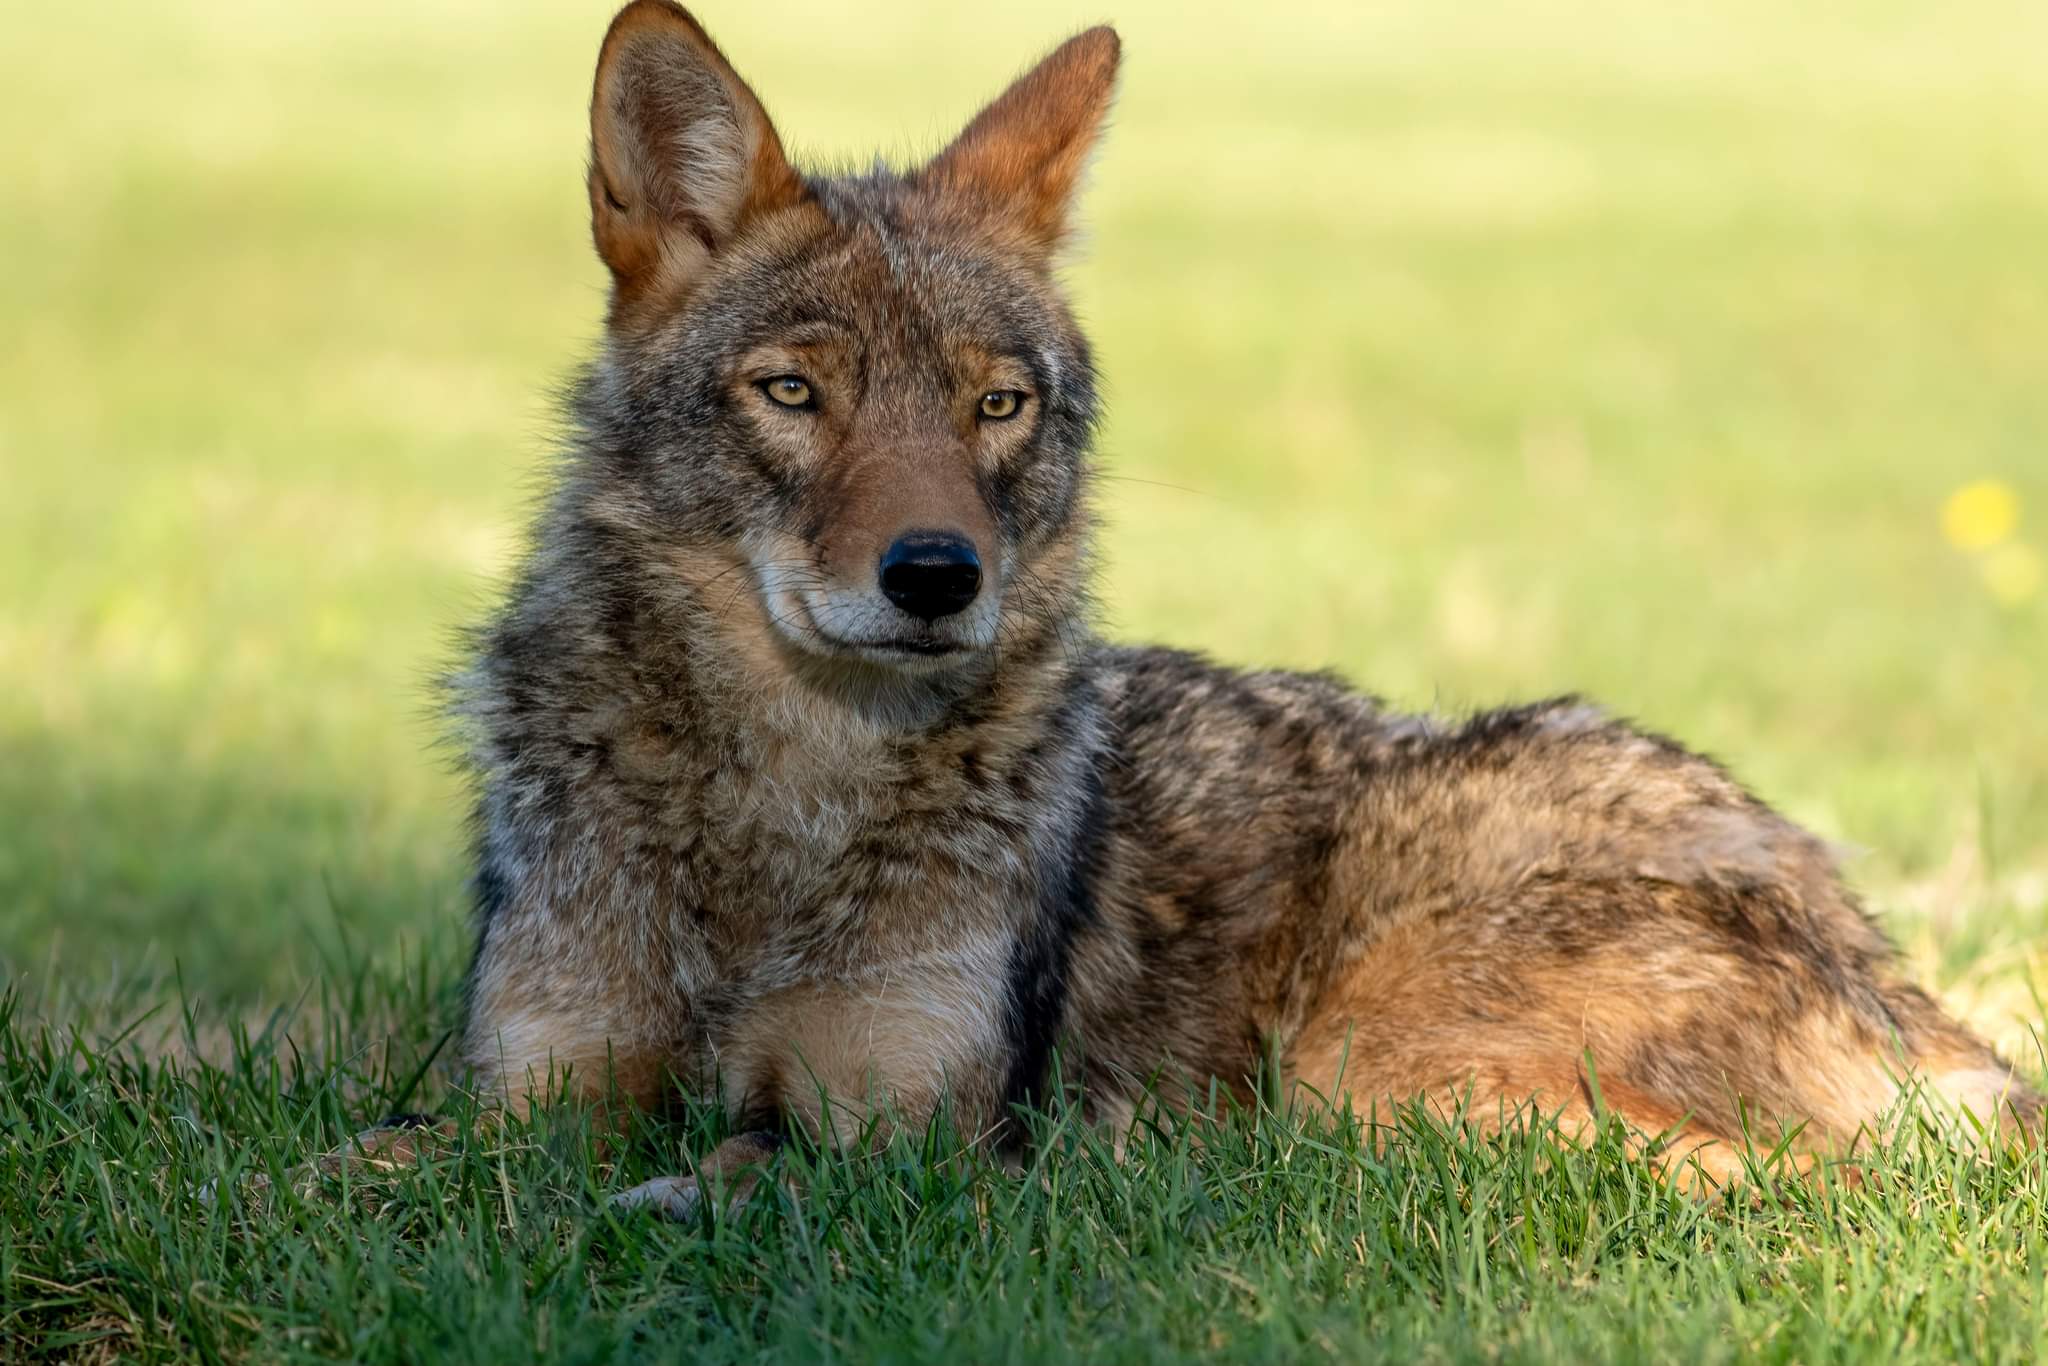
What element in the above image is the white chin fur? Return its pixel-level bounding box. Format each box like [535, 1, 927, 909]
[754, 564, 999, 671]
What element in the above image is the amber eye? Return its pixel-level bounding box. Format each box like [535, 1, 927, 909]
[979, 390, 1024, 421]
[760, 375, 814, 409]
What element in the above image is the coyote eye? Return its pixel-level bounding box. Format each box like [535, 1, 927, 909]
[978, 390, 1024, 420]
[760, 376, 815, 409]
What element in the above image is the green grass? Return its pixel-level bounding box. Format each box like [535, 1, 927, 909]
[9, 973, 2048, 1363]
[4, 0, 2047, 1360]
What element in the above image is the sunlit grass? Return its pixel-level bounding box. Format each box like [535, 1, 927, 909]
[6, 969, 2048, 1363]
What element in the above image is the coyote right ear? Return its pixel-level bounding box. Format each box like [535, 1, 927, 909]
[922, 27, 1121, 256]
[587, 1, 806, 301]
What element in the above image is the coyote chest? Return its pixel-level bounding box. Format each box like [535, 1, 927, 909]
[607, 703, 898, 940]
[594, 692, 1026, 1008]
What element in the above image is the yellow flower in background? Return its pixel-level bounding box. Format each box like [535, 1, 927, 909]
[1941, 479, 2037, 607]
[1980, 542, 2043, 606]
[1941, 479, 2019, 552]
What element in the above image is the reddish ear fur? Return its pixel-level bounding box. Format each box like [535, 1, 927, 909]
[922, 26, 1122, 253]
[588, 1, 806, 302]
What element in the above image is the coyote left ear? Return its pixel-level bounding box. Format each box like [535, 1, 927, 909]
[923, 26, 1121, 254]
[587, 1, 806, 306]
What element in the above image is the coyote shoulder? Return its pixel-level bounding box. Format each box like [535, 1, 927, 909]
[433, 0, 2036, 1211]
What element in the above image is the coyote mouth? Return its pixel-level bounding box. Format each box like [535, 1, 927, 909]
[811, 627, 968, 660]
[769, 580, 990, 667]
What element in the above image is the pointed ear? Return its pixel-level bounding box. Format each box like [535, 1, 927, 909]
[922, 26, 1121, 254]
[587, 1, 806, 296]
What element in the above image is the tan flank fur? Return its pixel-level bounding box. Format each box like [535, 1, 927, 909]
[353, 1, 2041, 1213]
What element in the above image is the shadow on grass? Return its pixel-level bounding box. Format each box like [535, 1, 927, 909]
[0, 727, 468, 1003]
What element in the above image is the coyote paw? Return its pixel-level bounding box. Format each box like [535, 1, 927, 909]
[200, 1113, 458, 1208]
[609, 1132, 786, 1221]
[302, 1112, 455, 1185]
[610, 1174, 704, 1221]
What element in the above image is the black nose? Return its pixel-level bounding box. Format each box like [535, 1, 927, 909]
[878, 532, 982, 621]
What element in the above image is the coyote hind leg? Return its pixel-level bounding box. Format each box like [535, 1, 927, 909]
[1287, 879, 2036, 1191]
[1319, 1041, 1759, 1193]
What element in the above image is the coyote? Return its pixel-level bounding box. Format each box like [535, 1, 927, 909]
[398, 0, 2036, 1212]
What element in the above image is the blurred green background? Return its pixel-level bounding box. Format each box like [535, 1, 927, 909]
[3, 1, 2044, 1042]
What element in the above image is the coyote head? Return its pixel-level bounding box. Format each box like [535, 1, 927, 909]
[571, 1, 1118, 693]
